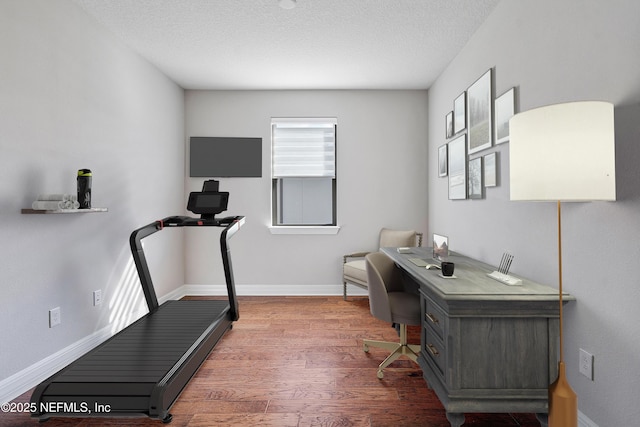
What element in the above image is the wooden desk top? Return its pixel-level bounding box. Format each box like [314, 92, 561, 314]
[382, 247, 574, 304]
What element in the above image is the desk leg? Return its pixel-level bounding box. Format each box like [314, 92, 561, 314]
[535, 413, 549, 427]
[446, 412, 465, 427]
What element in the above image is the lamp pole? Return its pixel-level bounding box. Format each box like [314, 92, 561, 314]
[548, 200, 577, 427]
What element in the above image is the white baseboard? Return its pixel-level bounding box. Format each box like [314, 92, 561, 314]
[579, 411, 599, 427]
[182, 283, 369, 296]
[0, 283, 367, 405]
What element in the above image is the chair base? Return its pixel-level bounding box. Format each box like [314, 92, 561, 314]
[363, 323, 420, 378]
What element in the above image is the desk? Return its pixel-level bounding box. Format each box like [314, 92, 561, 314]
[381, 247, 575, 427]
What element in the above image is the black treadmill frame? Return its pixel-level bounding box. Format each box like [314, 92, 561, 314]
[30, 215, 244, 423]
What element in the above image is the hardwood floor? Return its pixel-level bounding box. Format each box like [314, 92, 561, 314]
[2, 296, 541, 426]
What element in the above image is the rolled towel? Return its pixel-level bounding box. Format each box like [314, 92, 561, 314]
[61, 200, 80, 209]
[37, 194, 77, 202]
[37, 194, 67, 201]
[32, 200, 66, 210]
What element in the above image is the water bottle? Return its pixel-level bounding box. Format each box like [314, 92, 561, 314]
[77, 169, 92, 209]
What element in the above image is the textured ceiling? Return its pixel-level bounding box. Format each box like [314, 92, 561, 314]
[72, 0, 501, 90]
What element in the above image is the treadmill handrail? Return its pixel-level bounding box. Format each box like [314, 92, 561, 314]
[129, 220, 163, 311]
[221, 216, 245, 321]
[129, 215, 245, 314]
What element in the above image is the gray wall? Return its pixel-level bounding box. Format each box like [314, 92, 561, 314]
[0, 0, 185, 385]
[427, 1, 640, 425]
[184, 90, 429, 290]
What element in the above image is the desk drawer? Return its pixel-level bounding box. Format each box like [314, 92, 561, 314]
[423, 297, 447, 341]
[423, 327, 446, 379]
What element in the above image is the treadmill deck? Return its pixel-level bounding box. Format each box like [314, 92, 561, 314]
[31, 299, 231, 421]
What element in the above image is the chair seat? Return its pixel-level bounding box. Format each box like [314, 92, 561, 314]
[343, 259, 367, 286]
[388, 292, 421, 326]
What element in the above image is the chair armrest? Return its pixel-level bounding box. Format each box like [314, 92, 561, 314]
[343, 251, 372, 263]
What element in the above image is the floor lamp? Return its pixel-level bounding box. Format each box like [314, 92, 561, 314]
[509, 101, 616, 427]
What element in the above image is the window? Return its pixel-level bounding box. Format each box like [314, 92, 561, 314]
[272, 118, 337, 226]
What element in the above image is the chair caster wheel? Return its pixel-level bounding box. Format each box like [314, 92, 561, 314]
[162, 413, 173, 424]
[377, 370, 384, 379]
[363, 343, 369, 353]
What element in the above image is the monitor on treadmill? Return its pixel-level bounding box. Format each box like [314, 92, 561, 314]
[187, 192, 229, 216]
[187, 180, 229, 219]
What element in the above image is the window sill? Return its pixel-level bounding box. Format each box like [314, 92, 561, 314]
[268, 226, 341, 235]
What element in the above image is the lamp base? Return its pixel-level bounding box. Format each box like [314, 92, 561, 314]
[549, 361, 578, 427]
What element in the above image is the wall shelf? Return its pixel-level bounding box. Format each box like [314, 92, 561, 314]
[21, 208, 108, 214]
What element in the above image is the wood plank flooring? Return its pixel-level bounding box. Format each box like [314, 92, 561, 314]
[2, 296, 541, 426]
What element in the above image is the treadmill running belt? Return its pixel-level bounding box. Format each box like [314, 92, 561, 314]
[31, 299, 231, 421]
[60, 300, 227, 383]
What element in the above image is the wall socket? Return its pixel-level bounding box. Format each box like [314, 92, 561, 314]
[93, 289, 102, 306]
[49, 307, 61, 328]
[579, 348, 594, 380]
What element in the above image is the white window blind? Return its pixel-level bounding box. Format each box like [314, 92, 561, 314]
[272, 118, 336, 178]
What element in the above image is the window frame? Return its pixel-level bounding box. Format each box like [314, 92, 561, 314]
[270, 118, 338, 230]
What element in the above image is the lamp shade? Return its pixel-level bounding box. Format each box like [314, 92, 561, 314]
[509, 101, 616, 201]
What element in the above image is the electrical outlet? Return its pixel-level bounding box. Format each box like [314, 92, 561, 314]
[93, 289, 102, 306]
[579, 348, 594, 380]
[49, 307, 61, 328]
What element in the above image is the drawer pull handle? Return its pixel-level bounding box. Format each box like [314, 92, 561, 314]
[426, 313, 439, 324]
[427, 344, 440, 357]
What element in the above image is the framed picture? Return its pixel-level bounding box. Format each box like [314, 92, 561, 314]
[448, 134, 467, 200]
[495, 87, 515, 144]
[454, 92, 466, 134]
[484, 152, 497, 187]
[438, 144, 448, 177]
[433, 233, 449, 260]
[468, 157, 483, 199]
[446, 111, 454, 139]
[467, 69, 493, 154]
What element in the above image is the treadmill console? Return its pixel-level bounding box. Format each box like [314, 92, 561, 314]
[187, 180, 229, 220]
[187, 191, 229, 216]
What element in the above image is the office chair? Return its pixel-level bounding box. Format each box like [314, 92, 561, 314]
[343, 228, 422, 300]
[363, 252, 421, 379]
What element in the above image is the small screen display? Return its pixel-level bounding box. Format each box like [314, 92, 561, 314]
[187, 191, 229, 215]
[196, 194, 223, 208]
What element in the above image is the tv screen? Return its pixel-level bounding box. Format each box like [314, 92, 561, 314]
[190, 137, 262, 177]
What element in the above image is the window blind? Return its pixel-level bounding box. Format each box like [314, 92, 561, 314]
[272, 118, 336, 178]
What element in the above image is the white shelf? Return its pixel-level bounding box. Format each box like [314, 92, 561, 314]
[21, 208, 108, 214]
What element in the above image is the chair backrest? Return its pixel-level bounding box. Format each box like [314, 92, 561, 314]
[378, 228, 421, 249]
[365, 252, 403, 323]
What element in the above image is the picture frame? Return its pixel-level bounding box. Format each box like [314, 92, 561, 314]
[468, 157, 483, 199]
[448, 134, 467, 200]
[438, 144, 448, 177]
[484, 152, 497, 187]
[446, 111, 454, 139]
[495, 87, 515, 144]
[467, 69, 493, 154]
[433, 233, 449, 260]
[454, 92, 466, 134]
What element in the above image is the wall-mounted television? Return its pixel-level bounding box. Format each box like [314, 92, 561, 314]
[189, 136, 262, 177]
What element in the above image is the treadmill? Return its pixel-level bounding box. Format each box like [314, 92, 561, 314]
[31, 180, 244, 423]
